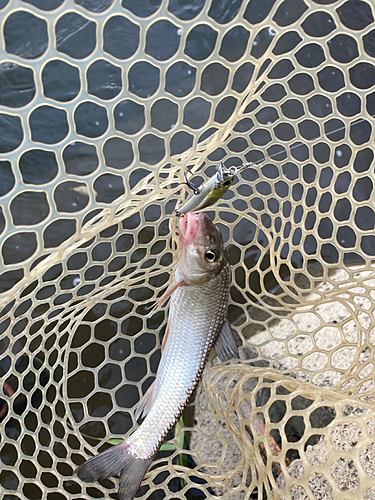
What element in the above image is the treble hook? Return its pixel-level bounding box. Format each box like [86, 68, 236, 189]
[175, 169, 201, 195]
[183, 170, 201, 195]
[216, 161, 224, 182]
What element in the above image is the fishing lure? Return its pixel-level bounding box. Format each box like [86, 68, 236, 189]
[175, 160, 259, 216]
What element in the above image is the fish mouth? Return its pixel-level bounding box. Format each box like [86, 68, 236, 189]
[179, 212, 202, 244]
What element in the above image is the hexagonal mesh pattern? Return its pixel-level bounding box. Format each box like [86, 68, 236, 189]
[1, 0, 375, 499]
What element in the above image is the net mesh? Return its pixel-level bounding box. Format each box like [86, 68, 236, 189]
[1, 0, 375, 498]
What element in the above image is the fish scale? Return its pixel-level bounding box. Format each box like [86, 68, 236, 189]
[128, 265, 230, 459]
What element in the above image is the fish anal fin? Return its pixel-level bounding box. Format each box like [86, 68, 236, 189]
[214, 320, 239, 362]
[134, 380, 157, 420]
[147, 280, 184, 318]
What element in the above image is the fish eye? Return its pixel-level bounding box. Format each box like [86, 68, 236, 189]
[205, 249, 219, 262]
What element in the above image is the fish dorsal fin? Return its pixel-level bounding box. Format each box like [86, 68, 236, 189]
[135, 380, 157, 420]
[147, 280, 185, 318]
[214, 320, 239, 362]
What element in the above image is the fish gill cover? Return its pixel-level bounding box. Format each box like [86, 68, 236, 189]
[0, 0, 375, 499]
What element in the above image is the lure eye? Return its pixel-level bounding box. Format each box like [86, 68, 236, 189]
[205, 250, 219, 262]
[223, 180, 231, 187]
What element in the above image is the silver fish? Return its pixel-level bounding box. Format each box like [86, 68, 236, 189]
[75, 212, 238, 500]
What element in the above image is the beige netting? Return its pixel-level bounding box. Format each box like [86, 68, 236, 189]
[1, 0, 375, 498]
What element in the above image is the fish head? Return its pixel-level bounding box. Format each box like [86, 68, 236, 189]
[178, 212, 228, 285]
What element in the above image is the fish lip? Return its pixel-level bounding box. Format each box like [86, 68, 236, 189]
[179, 212, 206, 244]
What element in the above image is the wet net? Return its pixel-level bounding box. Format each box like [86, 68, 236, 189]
[1, 0, 375, 499]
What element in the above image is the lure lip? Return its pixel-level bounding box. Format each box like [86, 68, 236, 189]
[178, 212, 200, 244]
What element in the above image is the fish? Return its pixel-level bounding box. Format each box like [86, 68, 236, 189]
[75, 212, 239, 500]
[175, 162, 238, 216]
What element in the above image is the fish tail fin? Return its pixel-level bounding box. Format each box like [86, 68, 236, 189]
[119, 456, 153, 500]
[76, 441, 153, 500]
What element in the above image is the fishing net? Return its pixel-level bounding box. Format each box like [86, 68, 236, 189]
[1, 0, 375, 498]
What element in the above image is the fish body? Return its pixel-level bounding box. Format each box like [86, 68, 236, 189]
[76, 212, 238, 500]
[129, 265, 230, 458]
[176, 163, 238, 216]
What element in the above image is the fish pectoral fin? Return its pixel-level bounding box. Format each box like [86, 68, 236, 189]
[161, 321, 170, 351]
[135, 380, 157, 420]
[147, 280, 185, 318]
[214, 320, 239, 362]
